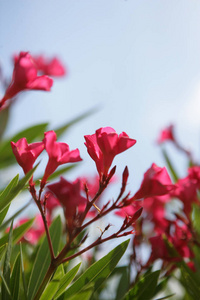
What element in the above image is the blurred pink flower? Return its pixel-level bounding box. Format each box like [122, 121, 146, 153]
[133, 163, 174, 200]
[33, 55, 66, 77]
[0, 52, 53, 108]
[157, 125, 175, 144]
[47, 177, 87, 230]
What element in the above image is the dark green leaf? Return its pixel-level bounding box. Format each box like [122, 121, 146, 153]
[0, 175, 19, 212]
[124, 270, 160, 300]
[0, 205, 10, 227]
[192, 204, 200, 235]
[0, 106, 10, 140]
[0, 270, 12, 298]
[63, 239, 129, 299]
[2, 222, 13, 300]
[0, 165, 38, 213]
[10, 253, 21, 300]
[0, 244, 7, 261]
[27, 216, 62, 300]
[115, 267, 130, 300]
[20, 243, 28, 300]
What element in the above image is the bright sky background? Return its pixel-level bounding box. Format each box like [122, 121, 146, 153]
[1, 0, 200, 192]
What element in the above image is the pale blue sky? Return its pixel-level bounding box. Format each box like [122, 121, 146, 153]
[1, 0, 200, 190]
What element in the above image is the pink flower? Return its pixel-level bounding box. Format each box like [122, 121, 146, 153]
[157, 125, 175, 144]
[17, 214, 49, 245]
[170, 176, 198, 217]
[33, 55, 66, 77]
[133, 163, 174, 200]
[47, 177, 87, 230]
[84, 127, 136, 180]
[11, 138, 44, 184]
[0, 52, 53, 109]
[41, 131, 82, 185]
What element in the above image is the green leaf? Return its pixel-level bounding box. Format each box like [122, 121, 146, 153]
[0, 270, 12, 298]
[0, 165, 38, 213]
[115, 267, 130, 300]
[40, 265, 64, 300]
[20, 243, 28, 300]
[0, 201, 30, 231]
[0, 218, 34, 248]
[180, 266, 200, 300]
[192, 204, 200, 235]
[0, 123, 48, 158]
[124, 270, 160, 300]
[10, 253, 21, 300]
[0, 205, 10, 227]
[68, 284, 94, 300]
[27, 216, 62, 300]
[0, 244, 7, 261]
[0, 106, 10, 140]
[54, 263, 81, 299]
[164, 236, 200, 299]
[2, 222, 13, 300]
[0, 175, 19, 211]
[63, 239, 129, 299]
[54, 108, 97, 138]
[162, 148, 179, 182]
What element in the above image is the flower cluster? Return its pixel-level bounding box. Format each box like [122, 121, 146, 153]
[116, 125, 200, 278]
[2, 50, 199, 300]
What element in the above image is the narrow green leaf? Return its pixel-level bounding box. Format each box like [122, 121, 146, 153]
[162, 148, 179, 182]
[0, 105, 10, 140]
[0, 201, 30, 231]
[0, 244, 7, 261]
[67, 285, 94, 300]
[0, 165, 38, 213]
[2, 222, 13, 300]
[40, 265, 64, 300]
[192, 204, 200, 235]
[124, 270, 160, 300]
[0, 218, 34, 248]
[10, 253, 21, 300]
[0, 175, 19, 211]
[20, 243, 28, 300]
[63, 239, 129, 299]
[116, 267, 129, 300]
[40, 279, 60, 300]
[180, 266, 200, 300]
[54, 263, 81, 299]
[0, 270, 12, 298]
[27, 216, 62, 300]
[54, 108, 97, 138]
[0, 205, 10, 227]
[0, 123, 48, 158]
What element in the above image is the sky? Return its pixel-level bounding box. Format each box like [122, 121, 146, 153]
[1, 0, 200, 192]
